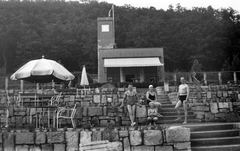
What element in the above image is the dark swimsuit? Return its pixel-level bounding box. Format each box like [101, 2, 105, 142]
[179, 95, 187, 103]
[147, 92, 156, 104]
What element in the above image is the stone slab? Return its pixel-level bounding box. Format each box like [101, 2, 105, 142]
[143, 130, 163, 145]
[35, 132, 46, 144]
[16, 132, 34, 144]
[54, 144, 65, 151]
[66, 131, 79, 151]
[132, 146, 154, 151]
[123, 137, 131, 151]
[41, 144, 53, 151]
[88, 107, 103, 116]
[80, 131, 92, 146]
[129, 130, 142, 146]
[3, 132, 14, 151]
[155, 146, 173, 151]
[210, 103, 218, 114]
[47, 132, 65, 143]
[92, 131, 102, 141]
[165, 126, 190, 143]
[218, 102, 229, 109]
[174, 142, 191, 149]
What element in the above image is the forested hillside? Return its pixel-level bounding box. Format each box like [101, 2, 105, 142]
[0, 1, 239, 75]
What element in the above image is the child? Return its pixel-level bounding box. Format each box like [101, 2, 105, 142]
[147, 102, 159, 125]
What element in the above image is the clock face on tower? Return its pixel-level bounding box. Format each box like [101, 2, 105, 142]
[101, 24, 109, 32]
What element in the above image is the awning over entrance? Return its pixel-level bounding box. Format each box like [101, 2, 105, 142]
[104, 57, 164, 67]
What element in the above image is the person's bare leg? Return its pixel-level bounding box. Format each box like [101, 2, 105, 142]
[183, 101, 188, 124]
[132, 105, 136, 125]
[174, 100, 182, 121]
[157, 103, 162, 116]
[127, 105, 133, 125]
[120, 100, 124, 107]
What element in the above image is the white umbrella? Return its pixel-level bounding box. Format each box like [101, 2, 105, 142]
[11, 56, 75, 83]
[80, 65, 89, 86]
[80, 65, 89, 95]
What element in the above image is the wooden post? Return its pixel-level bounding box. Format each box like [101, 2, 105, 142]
[120, 67, 124, 82]
[164, 81, 169, 92]
[20, 80, 24, 91]
[173, 73, 177, 86]
[203, 72, 207, 85]
[218, 72, 222, 85]
[5, 77, 8, 91]
[52, 80, 55, 89]
[36, 83, 39, 91]
[189, 74, 193, 83]
[233, 72, 237, 84]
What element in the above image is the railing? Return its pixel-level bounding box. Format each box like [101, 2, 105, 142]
[1, 71, 240, 90]
[165, 71, 240, 86]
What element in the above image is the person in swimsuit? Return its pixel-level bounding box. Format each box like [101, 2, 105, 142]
[146, 85, 162, 117]
[175, 77, 189, 124]
[122, 84, 138, 126]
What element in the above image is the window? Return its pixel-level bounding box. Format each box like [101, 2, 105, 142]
[101, 25, 109, 32]
[126, 75, 135, 82]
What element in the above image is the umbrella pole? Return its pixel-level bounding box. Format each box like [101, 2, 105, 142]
[84, 85, 86, 96]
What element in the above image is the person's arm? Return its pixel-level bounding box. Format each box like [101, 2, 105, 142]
[135, 91, 139, 101]
[120, 92, 127, 107]
[185, 85, 190, 102]
[154, 108, 158, 116]
[176, 87, 179, 101]
[148, 109, 152, 116]
[123, 92, 127, 101]
[154, 92, 157, 102]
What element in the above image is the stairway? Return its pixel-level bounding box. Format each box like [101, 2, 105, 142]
[156, 94, 199, 124]
[188, 123, 240, 151]
[157, 94, 240, 151]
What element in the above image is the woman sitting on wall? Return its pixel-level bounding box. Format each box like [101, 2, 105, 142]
[146, 85, 163, 117]
[120, 84, 138, 126]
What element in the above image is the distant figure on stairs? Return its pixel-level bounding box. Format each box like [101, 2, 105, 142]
[146, 85, 163, 117]
[175, 77, 189, 124]
[147, 102, 159, 126]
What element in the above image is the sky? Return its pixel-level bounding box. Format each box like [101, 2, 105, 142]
[99, 0, 240, 11]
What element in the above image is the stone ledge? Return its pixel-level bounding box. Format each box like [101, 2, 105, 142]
[165, 126, 190, 143]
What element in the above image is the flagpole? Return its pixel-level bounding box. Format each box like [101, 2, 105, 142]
[112, 4, 115, 47]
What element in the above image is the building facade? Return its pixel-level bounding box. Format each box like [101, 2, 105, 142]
[97, 17, 165, 83]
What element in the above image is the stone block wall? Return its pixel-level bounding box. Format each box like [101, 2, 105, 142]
[0, 90, 149, 128]
[0, 126, 190, 151]
[168, 85, 240, 122]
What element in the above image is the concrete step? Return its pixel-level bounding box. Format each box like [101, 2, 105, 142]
[191, 129, 240, 139]
[161, 104, 176, 108]
[191, 144, 240, 151]
[186, 123, 234, 132]
[157, 98, 170, 101]
[156, 119, 201, 124]
[191, 136, 240, 147]
[161, 111, 194, 116]
[159, 101, 172, 105]
[157, 94, 169, 97]
[161, 107, 191, 112]
[158, 115, 196, 121]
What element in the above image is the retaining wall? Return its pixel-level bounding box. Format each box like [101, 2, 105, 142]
[0, 126, 190, 151]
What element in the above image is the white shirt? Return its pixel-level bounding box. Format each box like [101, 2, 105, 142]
[179, 84, 189, 95]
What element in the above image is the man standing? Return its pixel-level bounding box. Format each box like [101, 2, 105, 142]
[174, 77, 189, 124]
